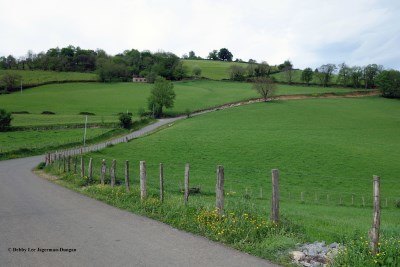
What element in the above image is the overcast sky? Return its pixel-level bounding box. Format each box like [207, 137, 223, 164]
[1, 0, 399, 69]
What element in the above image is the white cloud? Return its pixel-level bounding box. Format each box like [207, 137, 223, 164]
[0, 0, 399, 69]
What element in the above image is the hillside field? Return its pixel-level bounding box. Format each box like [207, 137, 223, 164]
[182, 59, 249, 80]
[77, 96, 400, 242]
[0, 81, 358, 126]
[0, 69, 98, 87]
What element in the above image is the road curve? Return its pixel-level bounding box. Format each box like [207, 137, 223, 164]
[0, 122, 278, 266]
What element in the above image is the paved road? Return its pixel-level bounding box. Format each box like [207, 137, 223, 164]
[0, 120, 278, 267]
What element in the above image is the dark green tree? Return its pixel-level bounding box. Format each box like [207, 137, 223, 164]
[301, 68, 313, 86]
[207, 50, 219, 60]
[337, 63, 351, 87]
[376, 70, 400, 98]
[119, 113, 133, 129]
[217, 48, 233, 61]
[0, 109, 12, 131]
[148, 77, 176, 118]
[349, 66, 363, 88]
[363, 64, 383, 89]
[316, 64, 337, 87]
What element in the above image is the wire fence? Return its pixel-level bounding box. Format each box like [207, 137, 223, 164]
[45, 155, 400, 210]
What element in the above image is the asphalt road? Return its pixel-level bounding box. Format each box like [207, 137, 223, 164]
[0, 120, 278, 267]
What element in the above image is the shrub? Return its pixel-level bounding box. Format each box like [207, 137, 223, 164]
[37, 162, 46, 170]
[41, 111, 55, 115]
[192, 65, 202, 78]
[79, 112, 95, 116]
[185, 108, 191, 118]
[0, 109, 12, 131]
[376, 70, 400, 98]
[11, 111, 30, 114]
[119, 113, 132, 129]
[137, 107, 147, 118]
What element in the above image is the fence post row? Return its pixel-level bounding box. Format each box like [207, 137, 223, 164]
[184, 163, 190, 205]
[216, 165, 225, 216]
[140, 161, 147, 200]
[271, 169, 280, 224]
[370, 175, 381, 255]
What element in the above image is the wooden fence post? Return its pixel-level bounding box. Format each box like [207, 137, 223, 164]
[88, 158, 93, 182]
[370, 175, 381, 255]
[271, 169, 279, 223]
[58, 156, 61, 172]
[80, 156, 85, 177]
[67, 156, 71, 172]
[110, 159, 116, 187]
[140, 161, 147, 200]
[125, 160, 130, 192]
[216, 165, 225, 216]
[100, 159, 106, 185]
[160, 163, 164, 203]
[63, 156, 66, 173]
[73, 156, 77, 174]
[184, 163, 190, 205]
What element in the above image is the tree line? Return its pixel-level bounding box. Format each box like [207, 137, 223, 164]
[0, 46, 187, 82]
[300, 63, 384, 89]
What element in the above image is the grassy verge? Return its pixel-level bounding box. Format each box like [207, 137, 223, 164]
[40, 165, 302, 265]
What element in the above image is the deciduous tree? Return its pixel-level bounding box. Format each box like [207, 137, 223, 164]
[252, 77, 276, 101]
[301, 68, 313, 86]
[376, 70, 400, 98]
[148, 77, 176, 117]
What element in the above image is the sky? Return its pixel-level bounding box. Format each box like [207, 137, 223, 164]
[1, 0, 399, 70]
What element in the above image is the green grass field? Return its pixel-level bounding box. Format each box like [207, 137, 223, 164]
[182, 59, 249, 80]
[0, 128, 112, 153]
[77, 96, 400, 242]
[0, 70, 98, 87]
[1, 81, 358, 126]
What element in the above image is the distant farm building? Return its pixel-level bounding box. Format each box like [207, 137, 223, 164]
[132, 75, 147, 83]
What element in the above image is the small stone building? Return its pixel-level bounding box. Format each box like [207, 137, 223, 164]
[132, 75, 147, 83]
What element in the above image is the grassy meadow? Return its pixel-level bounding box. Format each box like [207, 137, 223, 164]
[182, 59, 249, 80]
[65, 96, 400, 241]
[1, 80, 358, 126]
[0, 69, 98, 87]
[0, 128, 112, 153]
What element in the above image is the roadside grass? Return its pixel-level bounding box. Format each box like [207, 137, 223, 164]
[42, 96, 400, 265]
[1, 80, 359, 126]
[0, 69, 98, 87]
[43, 167, 302, 264]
